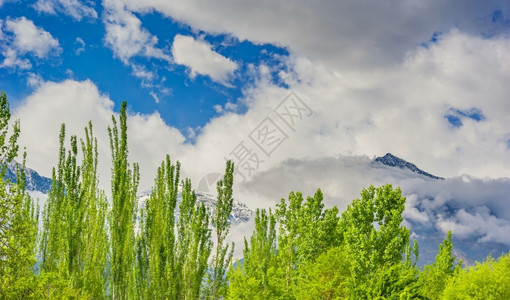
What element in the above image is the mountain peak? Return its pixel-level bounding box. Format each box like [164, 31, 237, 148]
[375, 153, 443, 180]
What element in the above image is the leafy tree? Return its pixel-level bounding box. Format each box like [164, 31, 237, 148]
[0, 157, 38, 298]
[419, 231, 459, 299]
[294, 246, 351, 300]
[339, 184, 410, 298]
[109, 101, 140, 299]
[441, 252, 510, 300]
[79, 122, 109, 298]
[227, 208, 278, 299]
[138, 155, 180, 299]
[273, 189, 340, 298]
[0, 91, 39, 298]
[39, 122, 108, 298]
[178, 178, 212, 299]
[208, 160, 235, 299]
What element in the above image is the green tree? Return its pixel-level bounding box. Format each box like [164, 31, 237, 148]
[109, 101, 140, 299]
[441, 252, 510, 300]
[39, 122, 108, 298]
[80, 122, 109, 298]
[0, 90, 39, 298]
[294, 246, 350, 300]
[339, 184, 410, 298]
[177, 178, 212, 299]
[419, 231, 459, 299]
[274, 189, 341, 297]
[208, 160, 235, 299]
[139, 155, 180, 299]
[0, 157, 38, 298]
[227, 208, 278, 299]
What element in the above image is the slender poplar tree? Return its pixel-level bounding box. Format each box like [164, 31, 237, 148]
[139, 155, 180, 299]
[0, 91, 38, 298]
[178, 178, 212, 299]
[109, 101, 140, 299]
[208, 160, 235, 299]
[80, 122, 109, 298]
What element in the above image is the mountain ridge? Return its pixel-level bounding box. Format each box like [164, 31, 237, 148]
[374, 153, 444, 180]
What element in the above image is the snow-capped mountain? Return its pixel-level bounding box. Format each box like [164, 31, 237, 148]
[4, 160, 52, 192]
[375, 153, 444, 180]
[3, 161, 255, 226]
[137, 187, 255, 226]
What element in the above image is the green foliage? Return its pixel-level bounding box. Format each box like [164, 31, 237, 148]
[340, 184, 410, 297]
[275, 189, 341, 297]
[0, 155, 38, 299]
[295, 246, 351, 300]
[227, 208, 278, 299]
[419, 231, 459, 299]
[178, 178, 213, 299]
[208, 160, 235, 299]
[0, 91, 38, 299]
[39, 122, 108, 298]
[109, 101, 140, 299]
[137, 155, 180, 298]
[441, 252, 510, 300]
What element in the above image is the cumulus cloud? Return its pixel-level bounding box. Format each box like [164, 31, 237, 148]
[33, 0, 97, 20]
[122, 0, 510, 71]
[171, 34, 238, 85]
[13, 79, 186, 194]
[103, 0, 171, 64]
[0, 17, 61, 69]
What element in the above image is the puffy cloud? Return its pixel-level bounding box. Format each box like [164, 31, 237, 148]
[122, 0, 510, 70]
[33, 0, 97, 20]
[13, 79, 186, 194]
[0, 17, 61, 69]
[103, 0, 171, 64]
[171, 34, 238, 85]
[4, 17, 60, 58]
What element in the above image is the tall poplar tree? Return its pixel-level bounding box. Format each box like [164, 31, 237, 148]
[139, 155, 180, 299]
[227, 208, 278, 299]
[178, 178, 212, 299]
[109, 101, 140, 299]
[208, 160, 235, 299]
[39, 122, 108, 298]
[0, 91, 38, 298]
[80, 122, 109, 298]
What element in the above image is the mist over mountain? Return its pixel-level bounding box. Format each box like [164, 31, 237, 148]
[240, 153, 510, 265]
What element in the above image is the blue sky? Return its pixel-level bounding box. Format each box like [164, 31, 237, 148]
[1, 0, 510, 258]
[0, 1, 291, 134]
[1, 0, 509, 183]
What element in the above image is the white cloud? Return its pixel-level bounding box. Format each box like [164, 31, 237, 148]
[26, 72, 44, 87]
[13, 79, 186, 194]
[0, 48, 32, 69]
[4, 17, 61, 58]
[123, 0, 510, 71]
[33, 0, 97, 20]
[103, 0, 171, 64]
[1, 17, 60, 69]
[171, 34, 237, 85]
